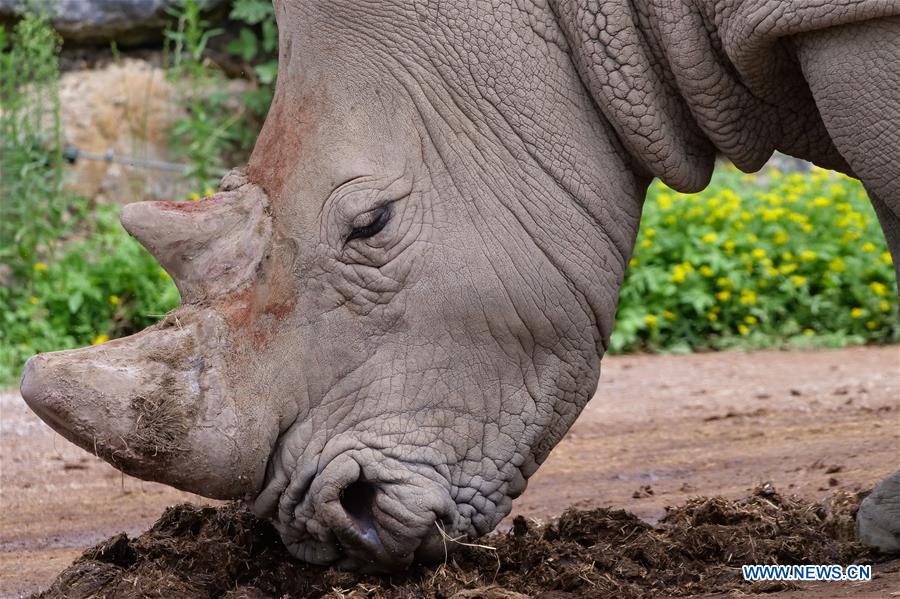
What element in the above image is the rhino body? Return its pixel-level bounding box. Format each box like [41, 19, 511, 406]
[21, 0, 900, 570]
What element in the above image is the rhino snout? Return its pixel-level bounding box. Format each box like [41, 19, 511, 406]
[264, 450, 462, 572]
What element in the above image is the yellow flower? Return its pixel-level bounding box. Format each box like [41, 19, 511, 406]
[724, 240, 736, 254]
[882, 251, 894, 265]
[866, 320, 877, 331]
[744, 315, 758, 325]
[645, 227, 657, 238]
[645, 314, 658, 328]
[780, 263, 797, 274]
[657, 194, 673, 209]
[862, 242, 877, 253]
[91, 334, 110, 345]
[773, 230, 789, 245]
[33, 262, 47, 272]
[663, 310, 676, 320]
[811, 196, 832, 207]
[716, 290, 731, 302]
[640, 238, 653, 249]
[629, 258, 638, 268]
[671, 265, 687, 284]
[828, 257, 846, 273]
[159, 269, 170, 279]
[791, 275, 807, 287]
[717, 277, 731, 288]
[869, 282, 887, 296]
[738, 324, 749, 335]
[29, 296, 39, 305]
[760, 207, 787, 222]
[801, 223, 814, 233]
[203, 187, 215, 197]
[739, 290, 757, 305]
[751, 248, 766, 259]
[699, 265, 714, 277]
[850, 307, 864, 319]
[108, 294, 121, 305]
[188, 192, 201, 201]
[664, 215, 677, 225]
[803, 328, 815, 336]
[881, 300, 892, 313]
[799, 250, 817, 261]
[701, 232, 718, 243]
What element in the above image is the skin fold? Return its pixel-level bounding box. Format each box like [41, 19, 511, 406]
[20, 0, 900, 570]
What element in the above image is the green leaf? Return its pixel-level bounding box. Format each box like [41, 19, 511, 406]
[227, 27, 259, 61]
[68, 292, 83, 314]
[229, 0, 274, 25]
[255, 61, 277, 85]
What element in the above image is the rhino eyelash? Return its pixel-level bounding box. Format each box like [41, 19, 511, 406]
[346, 204, 392, 243]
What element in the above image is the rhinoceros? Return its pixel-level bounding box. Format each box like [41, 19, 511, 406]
[20, 0, 900, 571]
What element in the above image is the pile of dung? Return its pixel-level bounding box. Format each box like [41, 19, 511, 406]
[37, 484, 877, 598]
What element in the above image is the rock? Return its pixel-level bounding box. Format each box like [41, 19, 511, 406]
[0, 0, 227, 45]
[54, 56, 250, 204]
[56, 58, 188, 204]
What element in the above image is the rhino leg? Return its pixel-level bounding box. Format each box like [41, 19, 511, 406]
[795, 16, 900, 281]
[858, 470, 900, 553]
[795, 18, 900, 552]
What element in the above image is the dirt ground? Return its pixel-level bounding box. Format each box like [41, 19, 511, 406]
[2, 345, 898, 598]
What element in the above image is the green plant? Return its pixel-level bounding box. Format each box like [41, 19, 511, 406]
[227, 0, 277, 88]
[610, 165, 899, 353]
[0, 11, 179, 386]
[164, 0, 237, 189]
[164, 0, 278, 192]
[0, 11, 81, 279]
[0, 205, 180, 385]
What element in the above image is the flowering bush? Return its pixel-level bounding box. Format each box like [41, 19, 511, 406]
[0, 205, 179, 384]
[610, 165, 898, 353]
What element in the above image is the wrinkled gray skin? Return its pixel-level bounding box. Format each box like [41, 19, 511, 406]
[20, 0, 900, 571]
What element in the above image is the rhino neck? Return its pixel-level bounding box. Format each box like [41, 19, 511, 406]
[392, 3, 651, 352]
[552, 0, 867, 190]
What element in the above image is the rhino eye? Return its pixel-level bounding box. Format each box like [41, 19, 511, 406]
[347, 204, 392, 242]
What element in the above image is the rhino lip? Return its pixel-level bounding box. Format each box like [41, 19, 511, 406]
[264, 446, 463, 571]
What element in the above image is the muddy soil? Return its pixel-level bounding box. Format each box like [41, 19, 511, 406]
[32, 486, 893, 598]
[2, 346, 899, 597]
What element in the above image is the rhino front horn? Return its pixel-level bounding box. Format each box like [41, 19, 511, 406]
[120, 172, 272, 303]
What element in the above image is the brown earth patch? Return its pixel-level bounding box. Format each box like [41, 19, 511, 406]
[3, 346, 898, 597]
[34, 485, 892, 598]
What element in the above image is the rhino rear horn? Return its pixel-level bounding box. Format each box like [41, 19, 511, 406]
[120, 176, 272, 303]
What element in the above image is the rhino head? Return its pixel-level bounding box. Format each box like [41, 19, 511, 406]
[21, 1, 650, 570]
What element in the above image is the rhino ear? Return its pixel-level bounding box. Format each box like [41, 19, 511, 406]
[121, 178, 272, 303]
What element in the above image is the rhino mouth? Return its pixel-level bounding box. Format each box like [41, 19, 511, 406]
[254, 441, 466, 572]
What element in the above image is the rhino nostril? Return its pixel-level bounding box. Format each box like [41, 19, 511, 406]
[340, 478, 378, 526]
